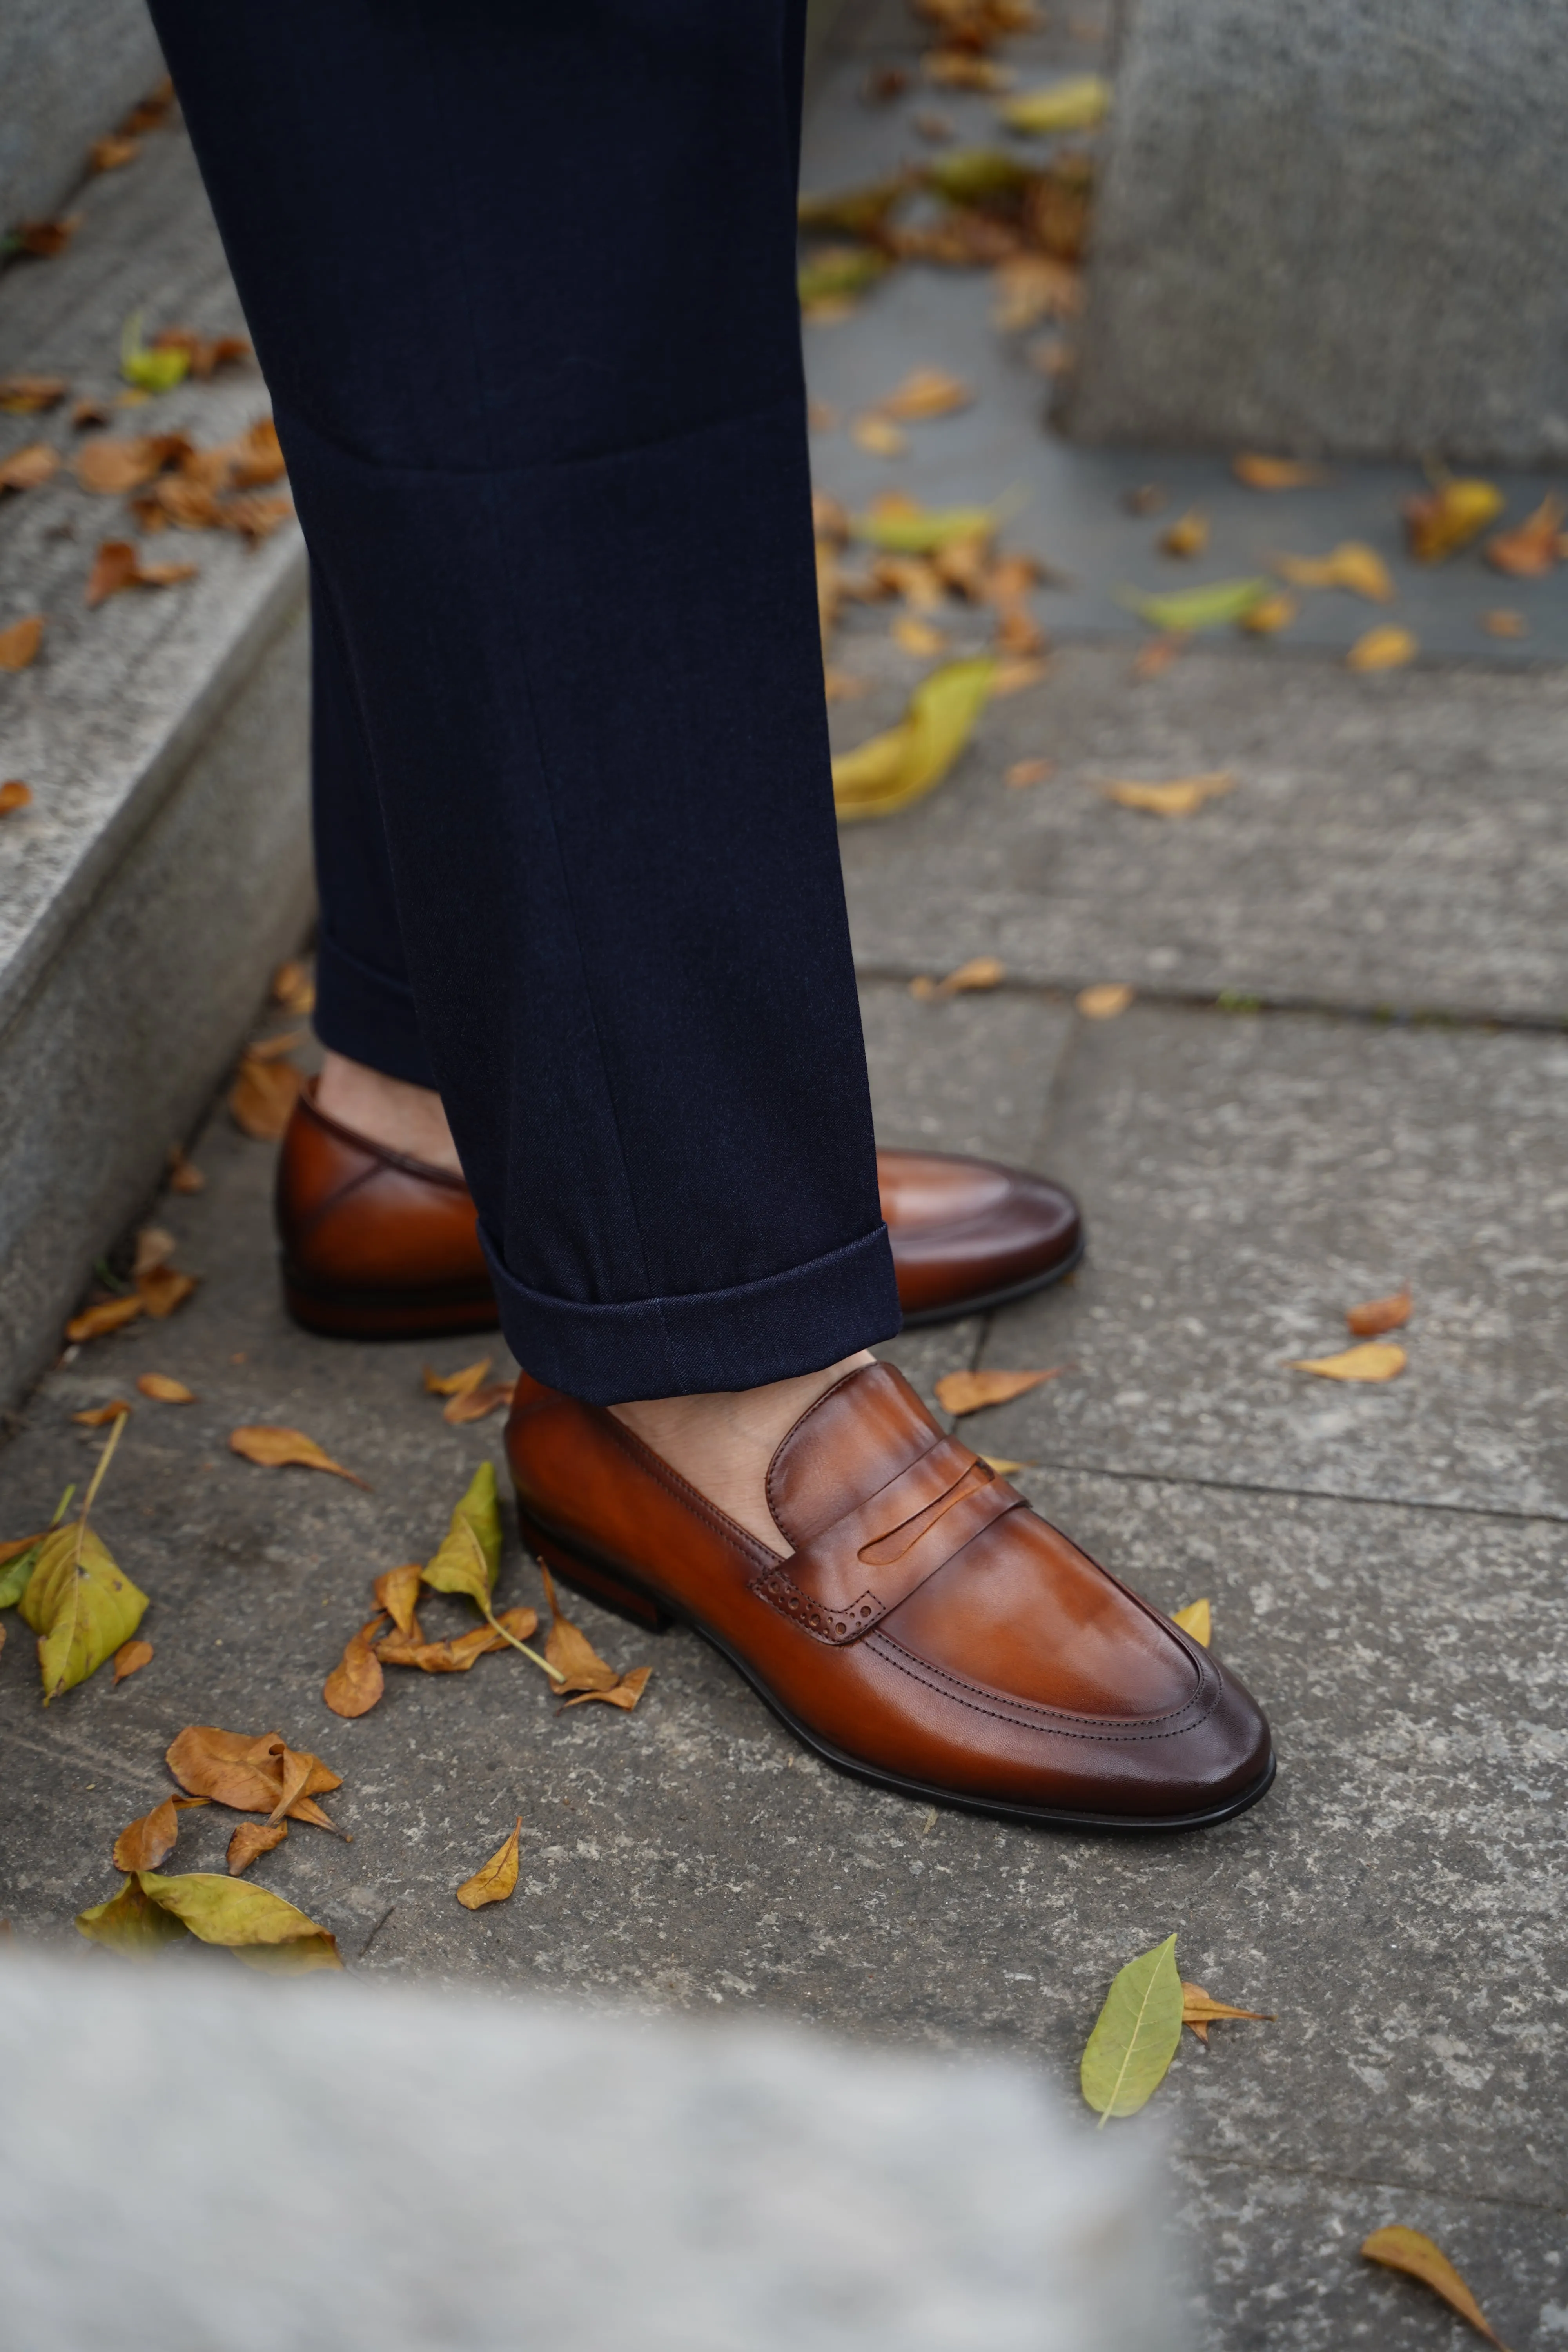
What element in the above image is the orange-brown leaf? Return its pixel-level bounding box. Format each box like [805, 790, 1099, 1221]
[74, 434, 190, 493]
[540, 1566, 619, 1693]
[563, 1664, 653, 1712]
[423, 1357, 492, 1397]
[271, 960, 316, 1013]
[1005, 757, 1054, 788]
[0, 780, 33, 815]
[1360, 2227, 1508, 2348]
[1232, 453, 1328, 490]
[228, 1425, 367, 1485]
[376, 1606, 538, 1675]
[0, 615, 44, 671]
[112, 1637, 154, 1683]
[323, 1614, 387, 1718]
[112, 1793, 205, 1871]
[149, 327, 252, 380]
[227, 1819, 288, 1875]
[90, 134, 141, 172]
[1346, 1287, 1412, 1337]
[135, 1265, 198, 1319]
[1484, 494, 1563, 578]
[0, 374, 67, 412]
[166, 1144, 205, 1193]
[65, 1295, 145, 1343]
[167, 1724, 342, 1824]
[137, 1372, 194, 1403]
[229, 1051, 301, 1140]
[14, 216, 81, 259]
[73, 1398, 133, 1426]
[119, 80, 175, 136]
[1181, 1980, 1274, 2042]
[182, 416, 285, 491]
[933, 1367, 1065, 1415]
[456, 1817, 521, 1909]
[0, 443, 60, 493]
[85, 539, 198, 607]
[443, 1380, 516, 1425]
[373, 1562, 424, 1635]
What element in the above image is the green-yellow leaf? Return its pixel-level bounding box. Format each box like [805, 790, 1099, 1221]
[797, 176, 909, 239]
[120, 310, 190, 393]
[1118, 578, 1272, 633]
[75, 1874, 191, 1958]
[0, 1485, 76, 1610]
[998, 75, 1112, 135]
[20, 1522, 147, 1704]
[924, 149, 1031, 206]
[423, 1461, 502, 1601]
[134, 1870, 341, 1973]
[833, 657, 995, 823]
[1080, 1932, 1184, 2123]
[850, 501, 999, 554]
[797, 246, 889, 308]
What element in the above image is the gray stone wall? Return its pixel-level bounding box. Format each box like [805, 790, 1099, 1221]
[0, 0, 165, 232]
[1070, 0, 1568, 464]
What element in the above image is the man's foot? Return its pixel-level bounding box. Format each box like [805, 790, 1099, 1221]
[507, 1361, 1276, 1830]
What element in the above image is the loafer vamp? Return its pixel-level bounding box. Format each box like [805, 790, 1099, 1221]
[879, 1149, 1082, 1318]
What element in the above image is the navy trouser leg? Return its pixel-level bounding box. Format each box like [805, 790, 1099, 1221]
[149, 0, 899, 1404]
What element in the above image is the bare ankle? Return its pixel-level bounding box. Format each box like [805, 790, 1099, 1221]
[610, 1349, 874, 1553]
[315, 1051, 463, 1176]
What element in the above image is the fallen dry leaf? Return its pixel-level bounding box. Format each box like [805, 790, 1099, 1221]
[978, 1455, 1031, 1473]
[0, 780, 33, 815]
[119, 79, 176, 137]
[851, 414, 908, 457]
[424, 1357, 492, 1399]
[1484, 493, 1563, 577]
[1159, 509, 1209, 559]
[997, 73, 1109, 131]
[540, 1566, 621, 1694]
[892, 614, 949, 657]
[0, 615, 44, 671]
[993, 601, 1046, 655]
[1361, 2227, 1509, 2348]
[90, 134, 140, 172]
[12, 216, 81, 259]
[833, 657, 995, 821]
[166, 1143, 205, 1193]
[74, 1873, 191, 1959]
[229, 1425, 367, 1485]
[1275, 541, 1394, 603]
[1132, 636, 1183, 681]
[111, 1793, 204, 1873]
[934, 1367, 1064, 1415]
[132, 1225, 175, 1280]
[373, 1562, 423, 1636]
[444, 1381, 516, 1426]
[1232, 453, 1329, 490]
[377, 1606, 540, 1676]
[991, 252, 1082, 332]
[74, 432, 191, 494]
[1404, 477, 1505, 563]
[0, 443, 60, 494]
[85, 539, 198, 608]
[73, 1399, 133, 1426]
[989, 656, 1049, 695]
[852, 495, 1000, 555]
[1346, 1287, 1411, 1337]
[65, 1295, 144, 1343]
[136, 1373, 194, 1403]
[271, 958, 315, 1013]
[564, 1664, 653, 1712]
[1181, 1980, 1274, 2043]
[19, 1415, 149, 1702]
[229, 1051, 301, 1140]
[1101, 771, 1236, 819]
[456, 1817, 522, 1909]
[150, 327, 252, 381]
[1238, 590, 1298, 635]
[71, 396, 110, 428]
[322, 1614, 388, 1719]
[136, 1265, 197, 1319]
[1347, 625, 1417, 671]
[870, 552, 946, 608]
[1290, 1341, 1406, 1383]
[909, 954, 1006, 1002]
[167, 1724, 343, 1831]
[113, 1637, 153, 1683]
[1005, 756, 1054, 787]
[227, 1820, 288, 1876]
[0, 374, 67, 412]
[926, 49, 1014, 90]
[132, 1869, 341, 1973]
[1119, 578, 1270, 633]
[877, 366, 972, 420]
[1081, 1933, 1182, 2124]
[1171, 1598, 1212, 1648]
[1077, 982, 1134, 1019]
[1481, 608, 1528, 638]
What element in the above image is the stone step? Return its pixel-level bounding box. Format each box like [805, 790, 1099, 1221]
[0, 114, 311, 1406]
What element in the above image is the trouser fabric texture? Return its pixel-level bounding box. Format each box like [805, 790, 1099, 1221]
[149, 0, 900, 1404]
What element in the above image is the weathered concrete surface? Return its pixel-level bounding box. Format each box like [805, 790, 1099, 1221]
[966, 1000, 1568, 1519]
[0, 2, 163, 232]
[837, 645, 1568, 1020]
[3, 1960, 1168, 2352]
[0, 118, 311, 1403]
[1072, 0, 1568, 466]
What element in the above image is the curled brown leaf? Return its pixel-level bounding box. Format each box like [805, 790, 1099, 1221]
[373, 1562, 423, 1635]
[111, 1792, 205, 1871]
[0, 615, 45, 671]
[137, 1373, 194, 1403]
[540, 1567, 620, 1694]
[229, 1425, 366, 1485]
[322, 1614, 387, 1719]
[227, 1820, 288, 1875]
[73, 1399, 133, 1426]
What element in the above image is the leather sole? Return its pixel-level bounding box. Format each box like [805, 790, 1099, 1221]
[281, 1261, 501, 1341]
[515, 1498, 1277, 1835]
[897, 1230, 1087, 1329]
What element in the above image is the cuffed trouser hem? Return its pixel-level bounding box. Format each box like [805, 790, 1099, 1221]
[314, 929, 439, 1092]
[482, 1221, 902, 1406]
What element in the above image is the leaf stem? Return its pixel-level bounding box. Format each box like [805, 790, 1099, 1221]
[482, 1603, 564, 1682]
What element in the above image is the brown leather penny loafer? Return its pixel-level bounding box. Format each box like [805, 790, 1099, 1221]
[276, 1085, 1084, 1341]
[506, 1362, 1275, 1831]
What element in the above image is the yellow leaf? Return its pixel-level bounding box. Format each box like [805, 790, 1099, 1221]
[1076, 982, 1134, 1019]
[998, 74, 1111, 133]
[135, 1869, 341, 1973]
[456, 1817, 521, 1909]
[229, 1051, 301, 1140]
[1403, 477, 1505, 563]
[1118, 577, 1270, 632]
[1232, 453, 1330, 490]
[120, 311, 189, 392]
[1171, 1598, 1212, 1647]
[136, 1373, 194, 1403]
[1347, 625, 1417, 671]
[909, 954, 1006, 1001]
[19, 1417, 147, 1702]
[1361, 2227, 1510, 2348]
[978, 1455, 1032, 1474]
[1346, 1287, 1411, 1337]
[1290, 1342, 1406, 1382]
[876, 366, 971, 420]
[851, 414, 907, 457]
[75, 1874, 190, 1959]
[1080, 1933, 1183, 2123]
[1180, 1979, 1274, 2042]
[1159, 509, 1209, 559]
[851, 499, 1000, 555]
[1101, 771, 1236, 818]
[1238, 590, 1298, 635]
[228, 1425, 367, 1485]
[423, 1357, 492, 1397]
[65, 1295, 144, 1343]
[425, 1466, 560, 1680]
[1275, 541, 1394, 602]
[373, 1562, 423, 1635]
[934, 1366, 1064, 1415]
[797, 246, 889, 309]
[272, 958, 316, 1014]
[891, 614, 948, 657]
[833, 657, 995, 822]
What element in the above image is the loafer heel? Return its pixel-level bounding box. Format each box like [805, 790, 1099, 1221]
[517, 1514, 675, 1634]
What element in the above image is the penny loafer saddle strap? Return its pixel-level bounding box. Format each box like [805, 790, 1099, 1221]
[751, 1435, 1025, 1646]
